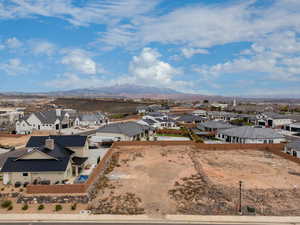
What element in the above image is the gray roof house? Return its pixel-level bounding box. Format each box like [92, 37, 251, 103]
[197, 121, 234, 132]
[217, 126, 285, 144]
[78, 112, 108, 126]
[176, 114, 203, 123]
[96, 122, 154, 141]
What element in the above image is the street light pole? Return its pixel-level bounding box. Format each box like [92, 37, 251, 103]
[239, 180, 242, 214]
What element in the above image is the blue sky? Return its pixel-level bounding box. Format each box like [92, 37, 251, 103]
[0, 0, 300, 97]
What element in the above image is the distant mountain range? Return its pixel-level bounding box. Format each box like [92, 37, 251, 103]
[1, 84, 300, 103]
[49, 84, 182, 97]
[46, 84, 217, 100]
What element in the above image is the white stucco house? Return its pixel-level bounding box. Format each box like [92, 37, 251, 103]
[76, 112, 108, 127]
[138, 113, 179, 129]
[15, 109, 78, 134]
[256, 113, 294, 128]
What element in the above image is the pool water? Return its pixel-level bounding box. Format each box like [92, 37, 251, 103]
[75, 175, 89, 183]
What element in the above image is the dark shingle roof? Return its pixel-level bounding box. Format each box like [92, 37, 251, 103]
[1, 141, 73, 173]
[142, 118, 156, 125]
[0, 149, 28, 168]
[1, 157, 70, 172]
[177, 114, 202, 123]
[96, 122, 150, 137]
[26, 135, 87, 148]
[72, 156, 88, 166]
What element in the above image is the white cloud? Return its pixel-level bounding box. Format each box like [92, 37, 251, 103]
[181, 48, 209, 58]
[97, 0, 300, 50]
[129, 47, 182, 86]
[45, 48, 193, 92]
[0, 0, 158, 26]
[5, 37, 22, 48]
[194, 31, 300, 81]
[61, 49, 105, 75]
[0, 58, 29, 75]
[30, 40, 56, 56]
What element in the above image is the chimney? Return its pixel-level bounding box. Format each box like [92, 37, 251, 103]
[45, 138, 55, 150]
[56, 109, 61, 117]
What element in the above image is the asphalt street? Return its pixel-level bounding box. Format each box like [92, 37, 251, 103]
[0, 223, 279, 225]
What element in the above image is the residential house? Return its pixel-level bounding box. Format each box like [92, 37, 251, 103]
[216, 126, 285, 144]
[0, 107, 24, 126]
[176, 114, 203, 124]
[197, 121, 234, 132]
[139, 113, 179, 129]
[256, 112, 294, 128]
[0, 135, 89, 185]
[15, 109, 77, 134]
[210, 103, 228, 110]
[136, 104, 170, 115]
[95, 121, 154, 141]
[285, 123, 300, 133]
[76, 112, 108, 127]
[284, 141, 300, 157]
[192, 110, 207, 117]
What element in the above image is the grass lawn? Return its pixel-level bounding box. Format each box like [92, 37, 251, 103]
[156, 133, 189, 137]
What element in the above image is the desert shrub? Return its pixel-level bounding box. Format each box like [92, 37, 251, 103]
[1, 200, 12, 208]
[71, 203, 77, 210]
[55, 204, 62, 211]
[38, 204, 44, 210]
[7, 205, 13, 211]
[22, 204, 28, 210]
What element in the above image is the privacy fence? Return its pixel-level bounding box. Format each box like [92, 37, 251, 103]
[26, 141, 289, 195]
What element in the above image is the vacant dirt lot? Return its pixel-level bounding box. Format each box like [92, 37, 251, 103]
[90, 145, 196, 216]
[90, 145, 300, 216]
[196, 150, 300, 189]
[0, 130, 58, 147]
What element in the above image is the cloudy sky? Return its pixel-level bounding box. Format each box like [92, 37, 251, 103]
[0, 0, 300, 97]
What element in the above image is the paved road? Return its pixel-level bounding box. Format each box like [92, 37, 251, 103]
[0, 223, 269, 225]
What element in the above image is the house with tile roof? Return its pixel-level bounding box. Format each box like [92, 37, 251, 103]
[0, 135, 88, 185]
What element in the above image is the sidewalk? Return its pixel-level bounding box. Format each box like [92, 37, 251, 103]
[0, 214, 299, 224]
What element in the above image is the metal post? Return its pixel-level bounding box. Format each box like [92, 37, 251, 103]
[239, 180, 242, 214]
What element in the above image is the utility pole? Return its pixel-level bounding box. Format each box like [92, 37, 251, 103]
[239, 180, 242, 214]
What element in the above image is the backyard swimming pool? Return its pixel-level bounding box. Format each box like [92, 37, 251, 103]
[74, 175, 89, 184]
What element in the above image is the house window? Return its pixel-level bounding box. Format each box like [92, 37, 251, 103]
[22, 172, 28, 176]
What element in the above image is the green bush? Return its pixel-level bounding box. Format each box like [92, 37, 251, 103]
[1, 200, 12, 208]
[7, 205, 13, 211]
[71, 203, 77, 210]
[38, 204, 44, 210]
[55, 204, 62, 211]
[22, 204, 28, 210]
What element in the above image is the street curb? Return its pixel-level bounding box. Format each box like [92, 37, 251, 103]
[0, 214, 299, 224]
